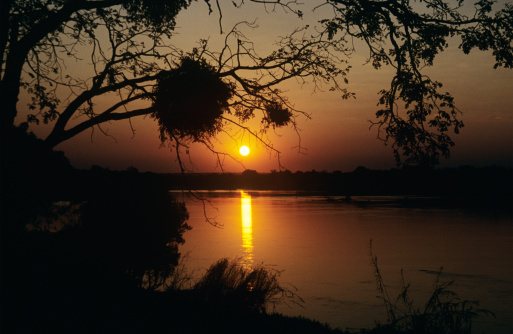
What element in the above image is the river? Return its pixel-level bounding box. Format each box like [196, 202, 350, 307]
[175, 191, 513, 333]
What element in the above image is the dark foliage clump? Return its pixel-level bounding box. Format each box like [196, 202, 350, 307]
[78, 182, 191, 290]
[152, 57, 234, 142]
[0, 129, 193, 331]
[123, 0, 190, 29]
[264, 101, 293, 128]
[193, 258, 303, 313]
[0, 125, 75, 234]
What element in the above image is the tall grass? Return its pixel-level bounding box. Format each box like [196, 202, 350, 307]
[369, 240, 493, 334]
[192, 258, 303, 313]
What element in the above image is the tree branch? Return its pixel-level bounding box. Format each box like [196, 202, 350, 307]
[47, 106, 154, 147]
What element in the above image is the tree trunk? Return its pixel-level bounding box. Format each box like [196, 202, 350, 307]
[0, 53, 24, 131]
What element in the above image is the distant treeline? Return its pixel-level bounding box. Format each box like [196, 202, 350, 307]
[164, 166, 511, 194]
[73, 165, 512, 203]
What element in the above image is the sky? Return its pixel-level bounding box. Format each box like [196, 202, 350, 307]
[18, 0, 513, 173]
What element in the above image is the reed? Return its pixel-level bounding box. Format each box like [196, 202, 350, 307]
[369, 240, 493, 334]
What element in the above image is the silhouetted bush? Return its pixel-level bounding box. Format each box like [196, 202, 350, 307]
[75, 182, 190, 289]
[193, 258, 303, 313]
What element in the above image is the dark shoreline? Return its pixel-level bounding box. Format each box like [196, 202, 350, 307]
[160, 166, 512, 194]
[144, 165, 512, 211]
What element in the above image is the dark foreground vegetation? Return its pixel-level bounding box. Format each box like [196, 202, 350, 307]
[0, 128, 338, 333]
[0, 128, 502, 333]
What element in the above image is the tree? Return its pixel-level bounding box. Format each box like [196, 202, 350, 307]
[1, 0, 187, 129]
[320, 0, 512, 166]
[1, 3, 342, 321]
[1, 0, 511, 169]
[78, 176, 191, 290]
[1, 0, 344, 171]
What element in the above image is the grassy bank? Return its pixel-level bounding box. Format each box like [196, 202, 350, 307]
[147, 256, 490, 334]
[1, 247, 491, 333]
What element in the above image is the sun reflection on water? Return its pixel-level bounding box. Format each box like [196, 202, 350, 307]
[240, 191, 253, 267]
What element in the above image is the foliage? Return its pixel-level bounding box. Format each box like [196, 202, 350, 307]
[264, 100, 293, 129]
[1, 0, 512, 169]
[0, 125, 75, 236]
[77, 180, 191, 290]
[322, 0, 512, 166]
[1, 0, 344, 171]
[161, 253, 195, 291]
[1, 0, 189, 132]
[193, 258, 303, 313]
[0, 129, 194, 330]
[369, 240, 493, 333]
[152, 57, 234, 142]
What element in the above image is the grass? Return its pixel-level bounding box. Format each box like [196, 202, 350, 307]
[159, 251, 494, 333]
[191, 258, 304, 313]
[368, 240, 494, 334]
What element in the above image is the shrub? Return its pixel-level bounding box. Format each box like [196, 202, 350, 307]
[193, 258, 303, 313]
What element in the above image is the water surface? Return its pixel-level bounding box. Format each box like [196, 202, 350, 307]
[176, 191, 513, 333]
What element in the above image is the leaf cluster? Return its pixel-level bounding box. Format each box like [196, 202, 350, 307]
[263, 100, 293, 128]
[152, 57, 235, 142]
[322, 0, 512, 167]
[78, 181, 191, 290]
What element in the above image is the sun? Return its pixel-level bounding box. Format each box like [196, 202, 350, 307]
[239, 146, 250, 156]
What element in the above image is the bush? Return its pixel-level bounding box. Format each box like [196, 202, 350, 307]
[193, 258, 303, 313]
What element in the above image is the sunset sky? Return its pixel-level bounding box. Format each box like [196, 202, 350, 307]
[18, 0, 513, 173]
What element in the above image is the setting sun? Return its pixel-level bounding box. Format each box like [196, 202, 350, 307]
[239, 146, 250, 156]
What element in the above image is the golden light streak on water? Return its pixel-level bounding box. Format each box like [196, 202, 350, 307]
[240, 191, 253, 268]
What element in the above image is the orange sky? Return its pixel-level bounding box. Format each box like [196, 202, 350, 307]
[18, 1, 513, 173]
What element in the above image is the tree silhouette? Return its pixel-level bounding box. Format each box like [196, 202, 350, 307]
[1, 0, 511, 167]
[78, 179, 190, 290]
[1, 0, 343, 171]
[0, 2, 338, 330]
[320, 0, 512, 166]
